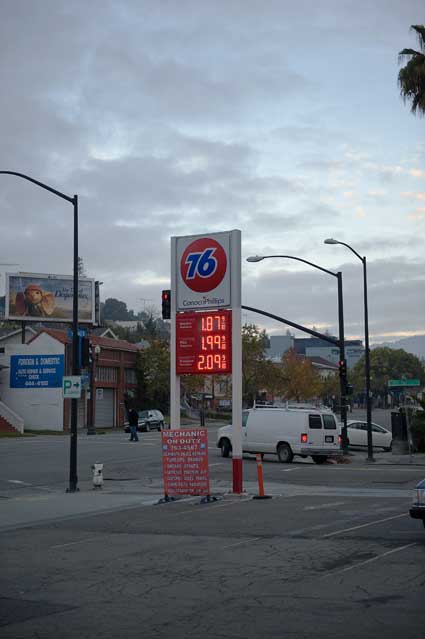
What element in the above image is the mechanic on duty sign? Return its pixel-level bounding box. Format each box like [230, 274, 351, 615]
[175, 231, 231, 311]
[161, 429, 210, 496]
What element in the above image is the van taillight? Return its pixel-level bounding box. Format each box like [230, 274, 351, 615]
[338, 435, 342, 445]
[301, 433, 308, 443]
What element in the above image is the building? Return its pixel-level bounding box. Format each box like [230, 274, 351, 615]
[0, 328, 141, 432]
[266, 334, 294, 362]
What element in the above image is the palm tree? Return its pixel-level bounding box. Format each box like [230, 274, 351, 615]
[398, 25, 425, 116]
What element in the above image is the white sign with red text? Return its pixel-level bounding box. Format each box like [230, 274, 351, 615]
[175, 231, 231, 311]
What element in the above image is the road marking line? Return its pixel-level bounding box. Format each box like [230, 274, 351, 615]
[7, 480, 32, 485]
[51, 537, 99, 549]
[223, 537, 262, 549]
[209, 463, 223, 467]
[305, 501, 346, 511]
[321, 543, 416, 578]
[175, 497, 251, 515]
[322, 513, 406, 538]
[280, 468, 300, 472]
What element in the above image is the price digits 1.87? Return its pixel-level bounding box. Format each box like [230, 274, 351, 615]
[200, 315, 226, 331]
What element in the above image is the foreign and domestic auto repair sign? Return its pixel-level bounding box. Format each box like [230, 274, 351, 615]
[161, 429, 210, 496]
[175, 231, 231, 311]
[10, 354, 65, 389]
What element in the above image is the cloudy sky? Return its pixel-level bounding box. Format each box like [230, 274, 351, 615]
[1, 0, 424, 343]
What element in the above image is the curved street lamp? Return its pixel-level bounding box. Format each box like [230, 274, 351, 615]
[324, 238, 374, 462]
[0, 171, 81, 490]
[246, 254, 349, 451]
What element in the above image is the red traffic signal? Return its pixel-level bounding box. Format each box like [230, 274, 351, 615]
[161, 290, 171, 319]
[338, 359, 347, 378]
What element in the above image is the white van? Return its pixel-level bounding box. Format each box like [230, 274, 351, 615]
[216, 405, 342, 464]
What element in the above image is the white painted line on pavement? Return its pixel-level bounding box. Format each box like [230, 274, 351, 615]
[321, 543, 416, 578]
[175, 497, 251, 516]
[7, 480, 32, 485]
[51, 537, 99, 550]
[209, 463, 224, 467]
[223, 537, 262, 549]
[280, 468, 300, 472]
[304, 501, 346, 511]
[322, 512, 406, 538]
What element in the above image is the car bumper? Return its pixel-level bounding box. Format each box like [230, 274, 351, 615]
[300, 448, 342, 457]
[409, 505, 425, 520]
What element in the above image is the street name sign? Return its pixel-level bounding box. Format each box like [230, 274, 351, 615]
[63, 375, 82, 398]
[388, 379, 420, 388]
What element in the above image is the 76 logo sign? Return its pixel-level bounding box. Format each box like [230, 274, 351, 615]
[185, 248, 217, 279]
[180, 237, 227, 293]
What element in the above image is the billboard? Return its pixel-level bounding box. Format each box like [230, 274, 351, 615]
[5, 273, 95, 323]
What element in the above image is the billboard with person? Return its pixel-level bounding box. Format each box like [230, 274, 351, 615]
[5, 272, 95, 323]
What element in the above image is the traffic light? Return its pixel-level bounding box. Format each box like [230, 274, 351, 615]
[162, 290, 171, 320]
[80, 336, 91, 368]
[338, 359, 347, 379]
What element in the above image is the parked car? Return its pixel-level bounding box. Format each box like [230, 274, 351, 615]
[216, 405, 342, 464]
[409, 479, 425, 529]
[124, 409, 165, 432]
[346, 420, 392, 451]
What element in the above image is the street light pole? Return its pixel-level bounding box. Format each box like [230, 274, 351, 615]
[246, 254, 348, 451]
[0, 171, 81, 488]
[324, 238, 374, 462]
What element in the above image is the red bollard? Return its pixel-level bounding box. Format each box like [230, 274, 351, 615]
[253, 453, 272, 500]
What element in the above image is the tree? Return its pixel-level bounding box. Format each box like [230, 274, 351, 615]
[350, 347, 424, 398]
[136, 339, 170, 412]
[102, 297, 131, 321]
[398, 25, 425, 116]
[280, 349, 324, 402]
[242, 324, 284, 405]
[77, 256, 86, 277]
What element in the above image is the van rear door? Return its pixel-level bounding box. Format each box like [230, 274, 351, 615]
[322, 413, 339, 451]
[307, 413, 323, 448]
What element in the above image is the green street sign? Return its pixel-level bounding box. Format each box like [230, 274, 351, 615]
[388, 379, 421, 388]
[63, 375, 82, 398]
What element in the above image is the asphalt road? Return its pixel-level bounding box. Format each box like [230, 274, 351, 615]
[1, 426, 424, 638]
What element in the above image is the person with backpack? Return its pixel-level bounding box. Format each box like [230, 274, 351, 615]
[128, 408, 139, 442]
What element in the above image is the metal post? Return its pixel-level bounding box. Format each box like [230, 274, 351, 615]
[231, 231, 243, 494]
[337, 272, 348, 453]
[363, 256, 374, 462]
[170, 237, 180, 429]
[68, 195, 80, 491]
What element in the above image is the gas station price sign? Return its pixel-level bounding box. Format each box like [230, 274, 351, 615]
[176, 310, 232, 375]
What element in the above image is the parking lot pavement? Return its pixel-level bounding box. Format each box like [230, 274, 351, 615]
[1, 483, 424, 639]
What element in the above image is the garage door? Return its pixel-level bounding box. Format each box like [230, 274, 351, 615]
[95, 388, 115, 427]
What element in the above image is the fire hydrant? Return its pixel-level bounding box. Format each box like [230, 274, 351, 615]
[91, 462, 104, 489]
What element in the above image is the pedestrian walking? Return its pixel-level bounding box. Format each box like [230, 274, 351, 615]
[128, 408, 139, 442]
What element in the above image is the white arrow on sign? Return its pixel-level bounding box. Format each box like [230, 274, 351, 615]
[63, 376, 82, 399]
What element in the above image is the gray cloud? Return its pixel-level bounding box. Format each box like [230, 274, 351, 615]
[1, 0, 423, 341]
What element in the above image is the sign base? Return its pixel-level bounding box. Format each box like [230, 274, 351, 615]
[232, 458, 243, 494]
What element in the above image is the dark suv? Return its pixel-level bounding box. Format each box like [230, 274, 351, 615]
[124, 409, 165, 432]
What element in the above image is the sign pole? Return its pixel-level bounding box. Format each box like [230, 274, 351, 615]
[231, 230, 243, 493]
[170, 237, 180, 430]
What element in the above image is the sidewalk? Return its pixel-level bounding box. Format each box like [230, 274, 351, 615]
[348, 450, 425, 466]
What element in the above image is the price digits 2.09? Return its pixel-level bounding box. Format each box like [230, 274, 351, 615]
[197, 314, 229, 371]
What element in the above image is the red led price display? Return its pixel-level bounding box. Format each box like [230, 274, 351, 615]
[176, 310, 232, 375]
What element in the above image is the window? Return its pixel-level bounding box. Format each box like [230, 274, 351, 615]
[125, 368, 137, 384]
[242, 411, 249, 428]
[309, 414, 322, 429]
[323, 414, 336, 430]
[97, 366, 118, 383]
